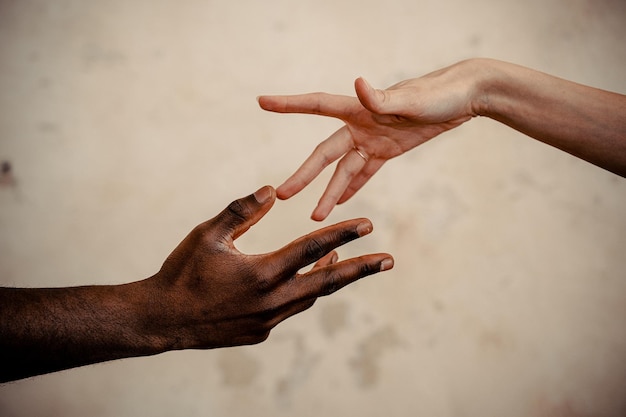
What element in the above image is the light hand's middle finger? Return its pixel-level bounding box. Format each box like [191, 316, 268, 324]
[276, 126, 353, 200]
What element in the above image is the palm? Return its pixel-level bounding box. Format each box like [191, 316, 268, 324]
[258, 76, 470, 220]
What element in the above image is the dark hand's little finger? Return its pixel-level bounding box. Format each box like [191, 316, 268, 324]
[298, 254, 394, 300]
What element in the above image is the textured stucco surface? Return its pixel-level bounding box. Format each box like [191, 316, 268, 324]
[1, 1, 625, 416]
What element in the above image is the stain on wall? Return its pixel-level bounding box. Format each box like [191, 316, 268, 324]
[216, 348, 261, 388]
[318, 300, 350, 338]
[1, 1, 626, 416]
[350, 325, 404, 388]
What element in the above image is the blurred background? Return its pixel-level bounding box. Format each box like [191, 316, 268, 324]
[1, 0, 625, 416]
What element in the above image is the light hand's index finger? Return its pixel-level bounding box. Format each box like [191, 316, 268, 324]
[257, 93, 359, 120]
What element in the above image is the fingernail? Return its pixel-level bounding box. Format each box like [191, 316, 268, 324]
[380, 258, 394, 271]
[356, 221, 372, 236]
[254, 186, 272, 204]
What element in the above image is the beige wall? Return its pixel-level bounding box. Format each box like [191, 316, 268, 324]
[1, 1, 625, 416]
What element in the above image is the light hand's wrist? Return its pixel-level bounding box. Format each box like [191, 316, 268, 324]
[462, 58, 504, 119]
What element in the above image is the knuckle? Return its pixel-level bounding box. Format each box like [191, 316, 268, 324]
[291, 177, 305, 189]
[313, 142, 333, 166]
[335, 226, 360, 245]
[255, 275, 275, 295]
[358, 259, 375, 277]
[361, 263, 373, 276]
[188, 221, 220, 251]
[303, 237, 326, 261]
[311, 93, 327, 115]
[226, 198, 252, 222]
[251, 261, 280, 293]
[321, 270, 340, 296]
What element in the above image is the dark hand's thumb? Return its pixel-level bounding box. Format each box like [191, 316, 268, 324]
[216, 185, 276, 241]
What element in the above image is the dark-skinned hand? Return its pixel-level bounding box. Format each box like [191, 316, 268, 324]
[0, 185, 393, 382]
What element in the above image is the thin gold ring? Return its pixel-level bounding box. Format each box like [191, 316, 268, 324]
[353, 147, 369, 162]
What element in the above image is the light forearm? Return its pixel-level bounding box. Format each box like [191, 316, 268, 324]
[473, 58, 626, 176]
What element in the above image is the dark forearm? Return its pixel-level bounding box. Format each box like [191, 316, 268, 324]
[0, 282, 164, 382]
